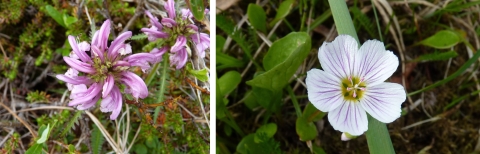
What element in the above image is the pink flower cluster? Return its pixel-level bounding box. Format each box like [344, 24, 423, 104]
[57, 20, 157, 120]
[141, 0, 210, 69]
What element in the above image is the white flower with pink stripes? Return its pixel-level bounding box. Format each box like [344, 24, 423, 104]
[306, 35, 406, 135]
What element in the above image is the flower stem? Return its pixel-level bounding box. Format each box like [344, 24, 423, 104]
[328, 0, 395, 153]
[287, 86, 302, 117]
[153, 54, 169, 123]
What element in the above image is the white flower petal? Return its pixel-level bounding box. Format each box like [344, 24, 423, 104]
[355, 40, 399, 86]
[360, 82, 406, 123]
[306, 69, 343, 112]
[318, 35, 358, 79]
[328, 101, 368, 136]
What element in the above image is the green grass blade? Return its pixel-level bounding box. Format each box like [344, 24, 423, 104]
[408, 50, 480, 96]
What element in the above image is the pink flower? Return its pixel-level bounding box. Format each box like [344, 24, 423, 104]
[57, 20, 157, 120]
[141, 0, 210, 69]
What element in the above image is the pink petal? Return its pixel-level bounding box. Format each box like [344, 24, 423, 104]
[100, 85, 123, 120]
[102, 75, 115, 98]
[161, 18, 177, 28]
[120, 72, 148, 99]
[68, 83, 102, 106]
[63, 57, 96, 73]
[164, 0, 176, 18]
[108, 31, 132, 58]
[68, 36, 91, 63]
[92, 20, 111, 51]
[171, 36, 186, 53]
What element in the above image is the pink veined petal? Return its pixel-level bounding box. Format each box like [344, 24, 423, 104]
[91, 45, 104, 61]
[78, 42, 90, 52]
[102, 75, 115, 98]
[171, 36, 186, 53]
[181, 8, 192, 19]
[145, 10, 163, 30]
[169, 48, 188, 69]
[190, 33, 209, 58]
[63, 57, 96, 73]
[165, 0, 176, 18]
[306, 69, 344, 112]
[124, 53, 155, 63]
[108, 31, 132, 58]
[65, 68, 79, 77]
[56, 75, 92, 85]
[186, 24, 198, 32]
[360, 82, 406, 123]
[141, 27, 169, 41]
[68, 36, 91, 63]
[68, 83, 102, 106]
[76, 94, 100, 110]
[100, 85, 123, 120]
[113, 60, 131, 67]
[161, 18, 177, 28]
[318, 35, 358, 79]
[354, 40, 399, 86]
[70, 84, 87, 99]
[120, 72, 148, 99]
[328, 100, 368, 136]
[92, 20, 111, 51]
[150, 47, 167, 63]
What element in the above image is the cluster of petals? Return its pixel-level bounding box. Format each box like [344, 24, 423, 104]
[306, 35, 406, 136]
[57, 20, 155, 120]
[141, 0, 210, 69]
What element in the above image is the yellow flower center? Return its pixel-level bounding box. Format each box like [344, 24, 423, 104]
[341, 76, 367, 101]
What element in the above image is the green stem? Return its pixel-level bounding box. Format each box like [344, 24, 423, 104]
[286, 86, 302, 117]
[153, 54, 169, 123]
[145, 62, 161, 86]
[328, 0, 395, 153]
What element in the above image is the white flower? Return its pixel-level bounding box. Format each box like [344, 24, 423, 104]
[306, 35, 406, 136]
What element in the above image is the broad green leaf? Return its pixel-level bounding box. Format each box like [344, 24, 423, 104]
[312, 145, 327, 154]
[36, 124, 50, 144]
[247, 4, 267, 33]
[252, 86, 282, 112]
[270, 0, 294, 27]
[236, 134, 262, 154]
[224, 124, 233, 136]
[217, 51, 246, 69]
[45, 5, 65, 27]
[302, 103, 326, 122]
[243, 91, 259, 110]
[296, 115, 318, 141]
[25, 143, 43, 154]
[414, 50, 458, 62]
[133, 144, 148, 154]
[419, 30, 461, 49]
[216, 76, 226, 119]
[218, 71, 241, 97]
[246, 32, 311, 91]
[254, 123, 277, 143]
[186, 63, 208, 82]
[189, 0, 205, 21]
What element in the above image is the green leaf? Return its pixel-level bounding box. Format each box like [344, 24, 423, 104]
[63, 13, 78, 27]
[37, 124, 50, 144]
[133, 144, 148, 154]
[45, 5, 77, 28]
[254, 123, 277, 143]
[216, 51, 246, 69]
[91, 124, 104, 154]
[216, 76, 226, 119]
[25, 144, 43, 154]
[295, 115, 318, 141]
[246, 32, 311, 91]
[243, 90, 259, 110]
[45, 5, 65, 27]
[130, 33, 148, 40]
[302, 103, 326, 122]
[216, 35, 226, 53]
[270, 0, 294, 27]
[252, 86, 282, 112]
[218, 71, 242, 98]
[312, 145, 327, 154]
[189, 0, 205, 21]
[419, 30, 461, 49]
[414, 50, 458, 62]
[366, 115, 395, 154]
[186, 63, 209, 82]
[236, 134, 261, 154]
[247, 4, 267, 33]
[61, 110, 82, 136]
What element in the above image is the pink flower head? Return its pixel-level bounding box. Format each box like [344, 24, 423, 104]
[57, 20, 158, 120]
[142, 0, 210, 69]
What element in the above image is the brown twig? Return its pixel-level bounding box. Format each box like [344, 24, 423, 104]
[0, 101, 37, 138]
[121, 0, 145, 33]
